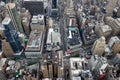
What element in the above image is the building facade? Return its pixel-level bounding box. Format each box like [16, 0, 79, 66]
[2, 17, 22, 53]
[91, 36, 106, 56]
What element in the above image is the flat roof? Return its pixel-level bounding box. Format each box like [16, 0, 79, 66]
[0, 58, 7, 70]
[6, 3, 15, 9]
[68, 27, 78, 31]
[25, 30, 43, 51]
[0, 24, 5, 30]
[101, 25, 112, 32]
[70, 58, 85, 62]
[117, 53, 120, 58]
[67, 27, 82, 46]
[24, 0, 44, 1]
[47, 28, 61, 44]
[0, 51, 3, 55]
[2, 17, 11, 25]
[72, 77, 81, 80]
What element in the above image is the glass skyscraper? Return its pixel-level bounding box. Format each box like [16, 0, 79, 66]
[52, 0, 57, 9]
[2, 17, 22, 53]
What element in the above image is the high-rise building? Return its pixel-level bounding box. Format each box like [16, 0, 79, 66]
[117, 7, 120, 17]
[49, 64, 53, 78]
[30, 15, 45, 31]
[66, 0, 74, 8]
[57, 66, 63, 78]
[19, 8, 31, 35]
[95, 23, 112, 38]
[0, 58, 7, 73]
[105, 0, 118, 16]
[22, 17, 30, 35]
[52, 0, 57, 9]
[108, 36, 120, 54]
[89, 55, 108, 79]
[20, 8, 31, 35]
[48, 18, 53, 28]
[23, 0, 44, 15]
[6, 3, 24, 33]
[69, 58, 92, 80]
[0, 71, 7, 80]
[2, 39, 14, 57]
[91, 36, 106, 56]
[0, 24, 5, 38]
[41, 64, 49, 78]
[67, 27, 82, 53]
[25, 30, 44, 58]
[112, 53, 120, 65]
[2, 17, 22, 53]
[53, 63, 58, 78]
[105, 17, 120, 36]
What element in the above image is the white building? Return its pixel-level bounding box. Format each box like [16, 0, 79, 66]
[69, 58, 92, 80]
[31, 15, 45, 31]
[46, 28, 61, 51]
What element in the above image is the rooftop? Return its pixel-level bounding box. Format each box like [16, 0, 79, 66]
[25, 30, 43, 51]
[31, 15, 44, 24]
[72, 77, 81, 80]
[6, 3, 15, 9]
[0, 23, 5, 30]
[100, 25, 112, 33]
[47, 28, 61, 44]
[82, 28, 98, 45]
[2, 17, 11, 25]
[0, 58, 7, 70]
[67, 27, 82, 46]
[23, 0, 44, 1]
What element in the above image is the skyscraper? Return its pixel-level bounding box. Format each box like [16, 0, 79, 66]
[52, 0, 57, 9]
[117, 8, 120, 17]
[2, 39, 14, 57]
[49, 64, 53, 78]
[41, 64, 49, 78]
[23, 1, 44, 15]
[91, 36, 106, 56]
[6, 3, 24, 33]
[2, 17, 22, 53]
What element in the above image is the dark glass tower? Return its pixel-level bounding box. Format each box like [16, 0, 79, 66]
[2, 17, 22, 53]
[52, 0, 57, 9]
